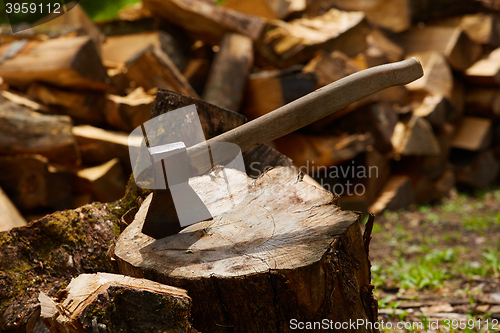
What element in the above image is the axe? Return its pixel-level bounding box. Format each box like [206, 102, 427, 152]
[141, 58, 423, 239]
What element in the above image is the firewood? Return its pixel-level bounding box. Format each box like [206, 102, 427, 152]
[391, 116, 441, 156]
[410, 92, 454, 127]
[451, 116, 492, 151]
[221, 0, 302, 19]
[443, 13, 500, 46]
[369, 175, 415, 214]
[393, 25, 482, 71]
[405, 51, 454, 99]
[0, 89, 49, 113]
[72, 125, 141, 169]
[124, 45, 199, 97]
[104, 87, 154, 132]
[0, 185, 27, 232]
[202, 33, 253, 111]
[182, 58, 210, 93]
[274, 132, 374, 169]
[365, 28, 404, 66]
[0, 36, 110, 91]
[101, 30, 187, 71]
[302, 50, 361, 88]
[410, 169, 456, 204]
[0, 155, 72, 211]
[26, 83, 106, 125]
[452, 150, 500, 189]
[41, 273, 192, 332]
[259, 8, 369, 68]
[74, 158, 127, 204]
[242, 66, 317, 120]
[115, 167, 377, 332]
[0, 97, 80, 166]
[142, 0, 266, 44]
[464, 47, 500, 85]
[465, 88, 500, 118]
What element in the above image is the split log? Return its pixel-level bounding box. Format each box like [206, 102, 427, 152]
[410, 92, 454, 127]
[0, 97, 80, 166]
[104, 87, 154, 132]
[142, 0, 266, 44]
[369, 175, 415, 214]
[409, 168, 455, 204]
[0, 154, 72, 212]
[465, 88, 500, 118]
[405, 51, 454, 98]
[451, 150, 500, 189]
[74, 158, 127, 203]
[451, 116, 492, 151]
[391, 116, 441, 157]
[0, 89, 49, 113]
[456, 13, 500, 46]
[182, 58, 211, 93]
[242, 66, 317, 120]
[0, 36, 110, 91]
[101, 30, 187, 71]
[124, 45, 199, 97]
[41, 273, 192, 332]
[393, 25, 482, 71]
[259, 8, 369, 68]
[202, 33, 253, 111]
[26, 83, 106, 125]
[115, 167, 377, 333]
[72, 125, 141, 169]
[302, 50, 361, 88]
[365, 28, 404, 67]
[0, 185, 27, 232]
[464, 47, 500, 85]
[221, 0, 302, 19]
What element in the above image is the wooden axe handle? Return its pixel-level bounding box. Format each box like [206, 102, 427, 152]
[188, 57, 423, 174]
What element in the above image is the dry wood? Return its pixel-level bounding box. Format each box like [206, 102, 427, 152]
[302, 50, 360, 88]
[74, 158, 127, 203]
[221, 0, 301, 19]
[182, 57, 210, 93]
[464, 47, 500, 85]
[101, 30, 187, 71]
[441, 13, 500, 46]
[393, 25, 482, 71]
[405, 51, 454, 98]
[452, 150, 500, 189]
[104, 87, 154, 132]
[115, 167, 377, 333]
[0, 97, 80, 166]
[41, 273, 192, 332]
[242, 66, 317, 120]
[124, 45, 199, 97]
[0, 36, 110, 91]
[202, 33, 254, 111]
[391, 116, 441, 156]
[259, 8, 368, 68]
[410, 93, 453, 127]
[0, 185, 27, 232]
[451, 116, 492, 151]
[369, 175, 415, 214]
[365, 28, 404, 66]
[0, 155, 72, 211]
[465, 88, 500, 118]
[142, 0, 266, 44]
[26, 83, 106, 125]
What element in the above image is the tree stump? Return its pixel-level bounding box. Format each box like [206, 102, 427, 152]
[115, 167, 377, 332]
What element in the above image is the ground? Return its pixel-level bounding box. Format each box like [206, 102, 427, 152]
[367, 187, 500, 332]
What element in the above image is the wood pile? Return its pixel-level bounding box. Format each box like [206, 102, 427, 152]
[1, 0, 500, 226]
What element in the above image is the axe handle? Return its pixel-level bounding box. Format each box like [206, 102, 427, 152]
[188, 57, 423, 175]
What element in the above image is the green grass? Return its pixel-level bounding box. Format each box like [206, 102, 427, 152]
[79, 0, 141, 21]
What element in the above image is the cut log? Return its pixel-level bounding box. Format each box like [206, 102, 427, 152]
[0, 89, 49, 113]
[0, 97, 80, 166]
[41, 273, 192, 332]
[451, 116, 492, 151]
[465, 88, 500, 118]
[202, 33, 254, 111]
[221, 0, 301, 19]
[451, 150, 500, 189]
[142, 0, 266, 44]
[369, 175, 415, 214]
[391, 116, 441, 156]
[0, 36, 110, 91]
[124, 45, 199, 97]
[74, 158, 127, 203]
[365, 28, 404, 67]
[458, 13, 500, 46]
[72, 125, 142, 169]
[405, 51, 454, 98]
[104, 87, 154, 132]
[464, 47, 500, 85]
[0, 185, 27, 232]
[26, 83, 106, 125]
[242, 66, 317, 120]
[182, 57, 211, 94]
[259, 8, 368, 68]
[242, 143, 292, 178]
[411, 93, 454, 127]
[115, 167, 377, 333]
[101, 30, 187, 71]
[393, 25, 482, 71]
[0, 155, 72, 211]
[302, 50, 361, 88]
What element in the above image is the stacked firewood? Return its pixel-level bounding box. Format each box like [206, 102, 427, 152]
[1, 0, 499, 229]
